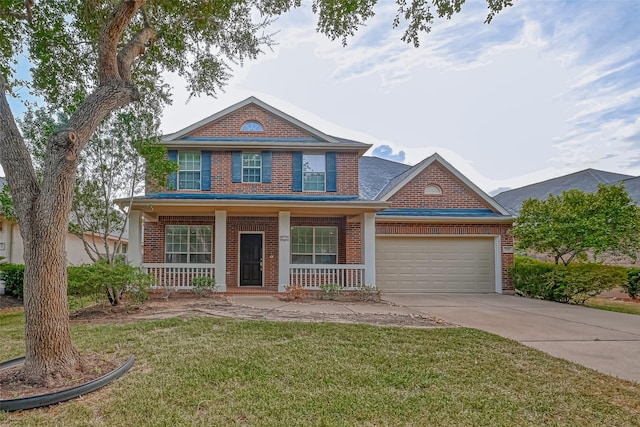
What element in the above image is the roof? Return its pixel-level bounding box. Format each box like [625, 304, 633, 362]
[358, 156, 411, 201]
[162, 96, 371, 154]
[621, 176, 640, 205]
[494, 168, 634, 215]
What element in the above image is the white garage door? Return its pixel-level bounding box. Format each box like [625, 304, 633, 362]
[376, 237, 496, 293]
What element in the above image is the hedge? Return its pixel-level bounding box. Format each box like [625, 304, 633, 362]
[509, 257, 628, 304]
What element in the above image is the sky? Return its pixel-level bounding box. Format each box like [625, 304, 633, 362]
[6, 0, 640, 194]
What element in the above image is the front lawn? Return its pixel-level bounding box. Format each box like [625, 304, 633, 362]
[1, 309, 639, 426]
[586, 297, 640, 315]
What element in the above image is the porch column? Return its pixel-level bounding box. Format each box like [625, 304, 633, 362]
[215, 210, 227, 292]
[128, 210, 143, 267]
[362, 212, 376, 286]
[278, 211, 291, 292]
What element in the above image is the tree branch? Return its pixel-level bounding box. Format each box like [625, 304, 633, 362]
[0, 74, 39, 222]
[98, 0, 146, 84]
[117, 26, 157, 82]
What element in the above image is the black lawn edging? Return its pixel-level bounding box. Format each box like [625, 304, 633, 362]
[0, 355, 134, 412]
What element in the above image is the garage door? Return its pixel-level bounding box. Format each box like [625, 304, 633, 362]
[376, 237, 496, 292]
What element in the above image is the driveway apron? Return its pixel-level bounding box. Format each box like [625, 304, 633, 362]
[383, 293, 640, 383]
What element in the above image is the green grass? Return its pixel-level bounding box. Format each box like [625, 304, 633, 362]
[2, 310, 640, 426]
[585, 297, 640, 315]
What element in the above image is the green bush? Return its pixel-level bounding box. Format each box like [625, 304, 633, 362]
[318, 282, 341, 300]
[67, 260, 154, 306]
[624, 269, 640, 300]
[509, 257, 627, 304]
[0, 264, 25, 298]
[508, 257, 555, 300]
[191, 276, 217, 297]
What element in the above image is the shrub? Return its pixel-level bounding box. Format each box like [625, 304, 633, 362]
[282, 283, 306, 301]
[67, 260, 154, 306]
[0, 264, 25, 298]
[191, 276, 218, 297]
[354, 284, 382, 302]
[509, 257, 626, 304]
[318, 282, 341, 300]
[624, 269, 640, 300]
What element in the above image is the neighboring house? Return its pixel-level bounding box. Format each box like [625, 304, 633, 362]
[123, 97, 514, 294]
[494, 169, 634, 215]
[0, 177, 126, 266]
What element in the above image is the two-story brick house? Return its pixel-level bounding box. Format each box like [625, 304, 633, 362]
[124, 97, 514, 293]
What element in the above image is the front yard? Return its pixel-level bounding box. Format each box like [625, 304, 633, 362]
[1, 307, 640, 426]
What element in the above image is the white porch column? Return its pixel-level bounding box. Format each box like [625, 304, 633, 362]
[215, 210, 227, 292]
[278, 211, 291, 292]
[128, 210, 143, 267]
[363, 212, 376, 286]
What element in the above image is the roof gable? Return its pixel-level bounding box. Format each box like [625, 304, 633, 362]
[377, 153, 510, 215]
[164, 96, 340, 143]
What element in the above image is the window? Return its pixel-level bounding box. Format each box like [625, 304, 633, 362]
[424, 184, 443, 195]
[303, 154, 326, 191]
[241, 121, 264, 132]
[178, 152, 201, 190]
[242, 153, 262, 183]
[291, 226, 337, 264]
[165, 225, 212, 263]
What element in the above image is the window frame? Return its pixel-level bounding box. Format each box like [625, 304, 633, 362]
[165, 225, 212, 264]
[302, 154, 326, 192]
[290, 226, 338, 265]
[177, 152, 201, 190]
[242, 152, 262, 183]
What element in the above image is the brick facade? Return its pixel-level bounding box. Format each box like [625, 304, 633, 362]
[188, 104, 314, 139]
[388, 162, 493, 209]
[161, 150, 359, 196]
[143, 216, 216, 264]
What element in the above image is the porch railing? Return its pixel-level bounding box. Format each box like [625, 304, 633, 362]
[143, 263, 215, 289]
[289, 264, 365, 290]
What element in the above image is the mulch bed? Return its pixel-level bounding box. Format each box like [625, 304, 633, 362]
[0, 294, 23, 310]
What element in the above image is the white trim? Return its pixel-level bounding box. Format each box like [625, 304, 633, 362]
[375, 215, 513, 224]
[378, 153, 511, 216]
[127, 211, 143, 267]
[494, 235, 503, 294]
[238, 231, 265, 287]
[164, 97, 341, 144]
[278, 211, 291, 292]
[214, 210, 227, 292]
[363, 212, 376, 286]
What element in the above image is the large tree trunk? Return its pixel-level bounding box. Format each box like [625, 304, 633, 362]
[22, 219, 80, 385]
[0, 0, 151, 385]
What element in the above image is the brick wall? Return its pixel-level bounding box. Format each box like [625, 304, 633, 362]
[376, 222, 514, 291]
[388, 162, 493, 209]
[184, 150, 359, 196]
[188, 104, 314, 139]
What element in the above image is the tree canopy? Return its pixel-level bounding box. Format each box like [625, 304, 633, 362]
[512, 184, 640, 265]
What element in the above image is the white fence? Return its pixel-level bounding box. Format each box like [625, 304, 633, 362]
[289, 264, 365, 290]
[143, 263, 215, 289]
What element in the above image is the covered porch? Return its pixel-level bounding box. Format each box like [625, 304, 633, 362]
[124, 197, 385, 292]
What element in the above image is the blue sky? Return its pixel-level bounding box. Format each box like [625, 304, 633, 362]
[7, 0, 640, 193]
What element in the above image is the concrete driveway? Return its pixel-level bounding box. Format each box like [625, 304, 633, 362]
[383, 293, 640, 383]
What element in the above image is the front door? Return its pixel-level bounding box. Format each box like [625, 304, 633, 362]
[240, 233, 263, 286]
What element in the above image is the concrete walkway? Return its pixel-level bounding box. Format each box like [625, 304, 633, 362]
[230, 293, 640, 383]
[383, 293, 640, 383]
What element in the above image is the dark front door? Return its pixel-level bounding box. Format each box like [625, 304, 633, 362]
[240, 233, 263, 286]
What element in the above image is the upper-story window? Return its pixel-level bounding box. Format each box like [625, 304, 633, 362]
[178, 152, 201, 190]
[303, 154, 326, 192]
[241, 121, 264, 132]
[242, 153, 262, 183]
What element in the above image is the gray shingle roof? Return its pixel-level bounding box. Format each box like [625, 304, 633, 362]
[621, 176, 640, 205]
[493, 168, 634, 215]
[358, 156, 411, 200]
